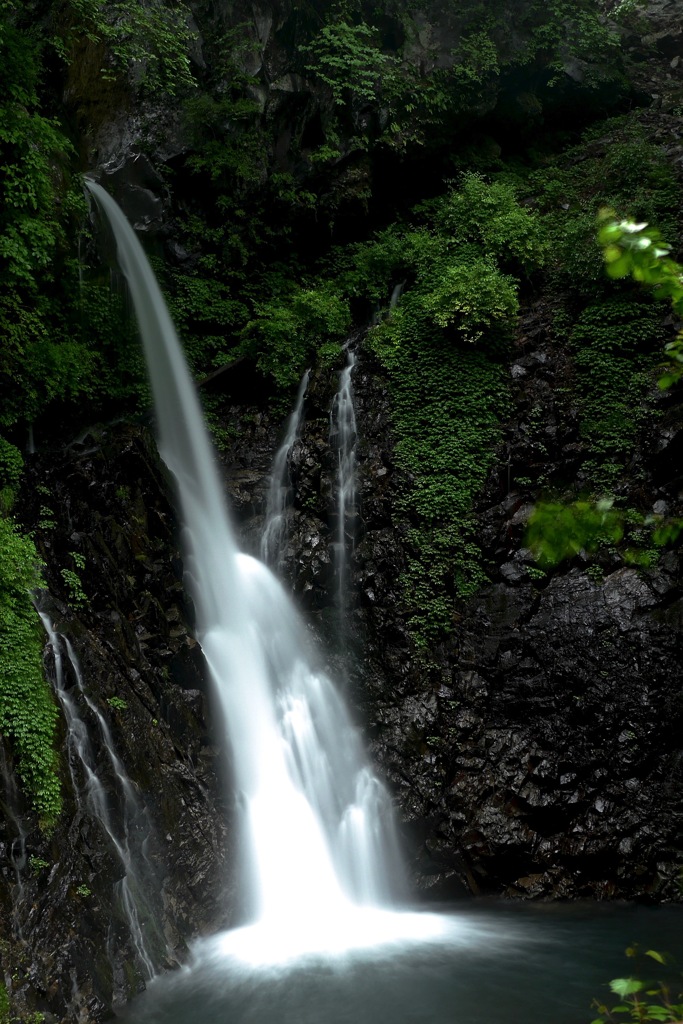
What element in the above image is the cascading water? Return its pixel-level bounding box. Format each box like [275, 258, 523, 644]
[329, 344, 358, 625]
[85, 180, 419, 962]
[260, 369, 309, 572]
[38, 608, 163, 979]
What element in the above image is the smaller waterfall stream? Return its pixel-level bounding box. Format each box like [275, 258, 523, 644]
[329, 345, 358, 625]
[260, 369, 309, 572]
[39, 609, 162, 979]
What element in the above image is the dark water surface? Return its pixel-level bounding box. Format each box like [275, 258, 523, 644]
[124, 902, 683, 1024]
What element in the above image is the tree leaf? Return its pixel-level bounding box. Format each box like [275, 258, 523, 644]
[610, 978, 645, 997]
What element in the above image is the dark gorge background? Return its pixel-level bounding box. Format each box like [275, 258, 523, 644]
[1, 0, 683, 1019]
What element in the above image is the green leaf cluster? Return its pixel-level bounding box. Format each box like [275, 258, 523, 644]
[527, 500, 683, 569]
[59, 0, 196, 95]
[387, 345, 510, 645]
[300, 0, 621, 162]
[335, 172, 543, 352]
[303, 21, 402, 109]
[591, 948, 683, 1024]
[598, 214, 683, 389]
[0, 8, 147, 446]
[0, 518, 61, 825]
[0, 436, 23, 511]
[528, 118, 680, 297]
[242, 285, 351, 391]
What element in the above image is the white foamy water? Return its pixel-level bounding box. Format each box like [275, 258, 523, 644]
[38, 608, 161, 978]
[261, 369, 309, 571]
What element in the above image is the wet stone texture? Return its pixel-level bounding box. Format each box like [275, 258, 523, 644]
[202, 339, 683, 905]
[2, 424, 234, 1022]
[341, 333, 683, 905]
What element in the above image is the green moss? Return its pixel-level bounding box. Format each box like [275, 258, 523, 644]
[326, 173, 540, 646]
[376, 337, 510, 646]
[568, 298, 663, 491]
[528, 118, 681, 298]
[0, 518, 61, 826]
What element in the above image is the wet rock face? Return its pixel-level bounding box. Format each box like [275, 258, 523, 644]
[338, 330, 683, 904]
[204, 339, 683, 905]
[2, 423, 235, 1022]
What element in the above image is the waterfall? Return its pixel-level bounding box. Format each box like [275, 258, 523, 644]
[38, 609, 163, 979]
[389, 280, 405, 310]
[86, 180, 406, 958]
[260, 369, 309, 572]
[329, 345, 358, 625]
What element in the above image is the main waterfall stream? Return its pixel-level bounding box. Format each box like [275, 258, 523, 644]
[85, 181, 683, 1023]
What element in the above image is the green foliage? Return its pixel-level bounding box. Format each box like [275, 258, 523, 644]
[301, 14, 446, 155]
[569, 297, 663, 490]
[0, 12, 80, 429]
[591, 948, 683, 1024]
[0, 518, 61, 824]
[300, 0, 620, 163]
[0, 9, 142, 431]
[303, 21, 401, 109]
[0, 437, 22, 511]
[370, 335, 510, 645]
[334, 173, 542, 355]
[59, 0, 196, 95]
[527, 499, 683, 568]
[106, 695, 128, 711]
[183, 92, 266, 186]
[524, 0, 621, 85]
[0, 982, 8, 1024]
[528, 210, 683, 572]
[28, 855, 49, 873]
[598, 214, 683, 388]
[74, 883, 92, 897]
[60, 552, 87, 608]
[242, 284, 351, 391]
[528, 499, 625, 566]
[528, 119, 680, 297]
[59, 570, 86, 607]
[427, 173, 548, 277]
[321, 174, 541, 645]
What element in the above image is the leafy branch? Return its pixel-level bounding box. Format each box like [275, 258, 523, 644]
[591, 947, 683, 1024]
[598, 211, 683, 389]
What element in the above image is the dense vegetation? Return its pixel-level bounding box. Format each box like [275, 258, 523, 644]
[0, 519, 60, 825]
[0, 0, 680, 808]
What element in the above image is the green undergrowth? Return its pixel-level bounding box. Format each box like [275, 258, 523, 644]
[521, 116, 680, 499]
[0, 518, 61, 826]
[301, 0, 622, 166]
[568, 297, 664, 492]
[334, 173, 535, 645]
[526, 116, 680, 297]
[377, 339, 510, 646]
[55, 0, 196, 97]
[591, 946, 683, 1024]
